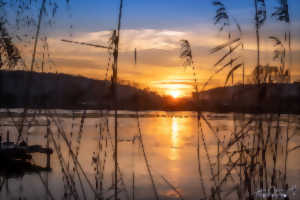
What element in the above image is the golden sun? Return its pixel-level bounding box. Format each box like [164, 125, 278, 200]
[168, 90, 181, 99]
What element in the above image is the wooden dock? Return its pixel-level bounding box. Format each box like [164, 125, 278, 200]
[0, 143, 53, 172]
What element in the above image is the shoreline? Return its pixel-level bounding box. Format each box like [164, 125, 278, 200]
[1, 105, 300, 115]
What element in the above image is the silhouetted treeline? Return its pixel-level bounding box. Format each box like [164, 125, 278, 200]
[0, 70, 193, 110]
[195, 83, 300, 113]
[1, 70, 300, 113]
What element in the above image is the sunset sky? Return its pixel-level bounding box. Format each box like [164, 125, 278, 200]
[7, 0, 300, 97]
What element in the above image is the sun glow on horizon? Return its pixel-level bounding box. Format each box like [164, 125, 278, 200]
[152, 80, 194, 97]
[168, 90, 181, 98]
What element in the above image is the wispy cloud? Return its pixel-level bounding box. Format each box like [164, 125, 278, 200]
[60, 29, 187, 51]
[32, 26, 300, 95]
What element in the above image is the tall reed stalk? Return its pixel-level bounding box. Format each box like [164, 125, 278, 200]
[253, 0, 266, 84]
[17, 0, 47, 144]
[112, 0, 123, 199]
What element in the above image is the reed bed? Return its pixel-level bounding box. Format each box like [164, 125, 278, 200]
[1, 0, 300, 200]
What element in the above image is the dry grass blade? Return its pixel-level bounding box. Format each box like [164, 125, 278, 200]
[223, 118, 254, 153]
[272, 0, 290, 23]
[201, 55, 240, 92]
[212, 1, 224, 7]
[197, 114, 207, 199]
[255, 0, 267, 28]
[199, 120, 219, 196]
[102, 113, 130, 200]
[61, 39, 111, 49]
[225, 63, 243, 85]
[214, 42, 241, 66]
[210, 38, 240, 54]
[16, 0, 47, 144]
[273, 50, 284, 61]
[213, 1, 229, 31]
[179, 39, 193, 66]
[134, 48, 137, 65]
[232, 17, 242, 34]
[0, 22, 21, 69]
[201, 75, 214, 92]
[136, 111, 159, 200]
[269, 36, 283, 47]
[160, 175, 184, 200]
[288, 145, 300, 153]
[47, 111, 99, 198]
[109, 30, 117, 47]
[47, 121, 81, 199]
[113, 1, 123, 199]
[216, 57, 240, 73]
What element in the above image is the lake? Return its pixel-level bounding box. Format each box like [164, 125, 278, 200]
[0, 110, 299, 200]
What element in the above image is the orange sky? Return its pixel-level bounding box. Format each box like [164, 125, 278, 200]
[45, 27, 300, 97]
[2, 0, 300, 98]
[13, 26, 300, 98]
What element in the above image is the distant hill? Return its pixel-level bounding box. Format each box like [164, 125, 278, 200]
[194, 83, 300, 113]
[0, 70, 193, 110]
[0, 70, 158, 109]
[1, 70, 300, 113]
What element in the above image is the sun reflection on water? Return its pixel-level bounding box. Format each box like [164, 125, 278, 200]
[170, 117, 179, 161]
